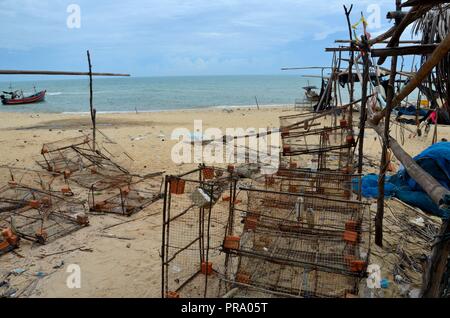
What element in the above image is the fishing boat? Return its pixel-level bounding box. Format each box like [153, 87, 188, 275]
[302, 85, 320, 102]
[1, 90, 46, 106]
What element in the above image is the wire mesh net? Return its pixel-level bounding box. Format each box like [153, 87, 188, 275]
[88, 174, 163, 216]
[0, 185, 88, 244]
[220, 187, 370, 298]
[162, 166, 234, 298]
[253, 168, 361, 200]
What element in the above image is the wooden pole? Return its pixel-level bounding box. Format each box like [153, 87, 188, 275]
[344, 5, 355, 131]
[358, 37, 370, 177]
[422, 219, 450, 297]
[87, 51, 96, 151]
[371, 44, 439, 58]
[376, 4, 434, 65]
[375, 0, 402, 247]
[0, 70, 129, 76]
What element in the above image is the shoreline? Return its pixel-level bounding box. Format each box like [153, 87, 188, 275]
[0, 103, 294, 116]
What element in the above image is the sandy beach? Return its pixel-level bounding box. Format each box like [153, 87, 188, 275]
[0, 106, 448, 298]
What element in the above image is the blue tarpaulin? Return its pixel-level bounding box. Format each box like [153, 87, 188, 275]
[396, 106, 429, 117]
[354, 142, 450, 219]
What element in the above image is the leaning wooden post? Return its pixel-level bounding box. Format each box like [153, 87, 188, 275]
[357, 24, 370, 178]
[87, 50, 96, 151]
[343, 5, 355, 130]
[375, 0, 402, 247]
[422, 220, 450, 297]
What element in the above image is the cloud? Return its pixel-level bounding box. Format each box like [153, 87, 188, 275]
[0, 0, 400, 76]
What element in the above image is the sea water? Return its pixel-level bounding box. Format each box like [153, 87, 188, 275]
[0, 75, 320, 113]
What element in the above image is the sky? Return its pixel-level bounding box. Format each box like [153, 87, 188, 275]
[0, 0, 412, 79]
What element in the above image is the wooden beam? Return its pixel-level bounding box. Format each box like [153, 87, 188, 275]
[371, 44, 438, 58]
[281, 67, 332, 71]
[369, 4, 433, 47]
[421, 220, 450, 297]
[325, 47, 358, 52]
[0, 70, 130, 76]
[377, 4, 435, 65]
[335, 40, 422, 44]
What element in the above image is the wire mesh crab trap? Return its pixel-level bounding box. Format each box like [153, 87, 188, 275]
[0, 184, 88, 245]
[220, 187, 371, 298]
[88, 172, 164, 216]
[38, 135, 94, 174]
[279, 109, 339, 132]
[161, 166, 236, 298]
[254, 168, 361, 200]
[279, 124, 355, 172]
[0, 166, 58, 199]
[281, 126, 355, 156]
[37, 130, 135, 177]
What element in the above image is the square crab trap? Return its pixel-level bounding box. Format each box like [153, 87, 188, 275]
[37, 130, 135, 177]
[0, 185, 89, 245]
[220, 187, 371, 298]
[88, 172, 164, 216]
[255, 168, 361, 200]
[161, 166, 237, 298]
[38, 135, 94, 174]
[279, 110, 338, 132]
[280, 125, 356, 172]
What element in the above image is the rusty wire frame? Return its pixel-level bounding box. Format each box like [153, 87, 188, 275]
[279, 109, 340, 131]
[88, 173, 164, 216]
[38, 131, 133, 177]
[281, 126, 354, 156]
[220, 187, 371, 298]
[161, 166, 236, 298]
[0, 183, 88, 244]
[254, 168, 362, 200]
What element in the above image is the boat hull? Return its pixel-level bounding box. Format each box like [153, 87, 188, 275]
[1, 90, 46, 106]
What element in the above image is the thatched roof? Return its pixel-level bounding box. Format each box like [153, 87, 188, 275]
[412, 4, 449, 107]
[413, 4, 450, 44]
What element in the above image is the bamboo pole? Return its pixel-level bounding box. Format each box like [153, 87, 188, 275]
[335, 39, 422, 44]
[371, 44, 439, 58]
[0, 70, 130, 76]
[368, 5, 432, 46]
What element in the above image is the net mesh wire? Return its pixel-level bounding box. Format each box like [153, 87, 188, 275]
[0, 185, 88, 244]
[222, 188, 370, 298]
[162, 167, 233, 298]
[37, 130, 134, 175]
[281, 126, 354, 156]
[88, 174, 163, 216]
[254, 168, 361, 200]
[279, 111, 336, 131]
